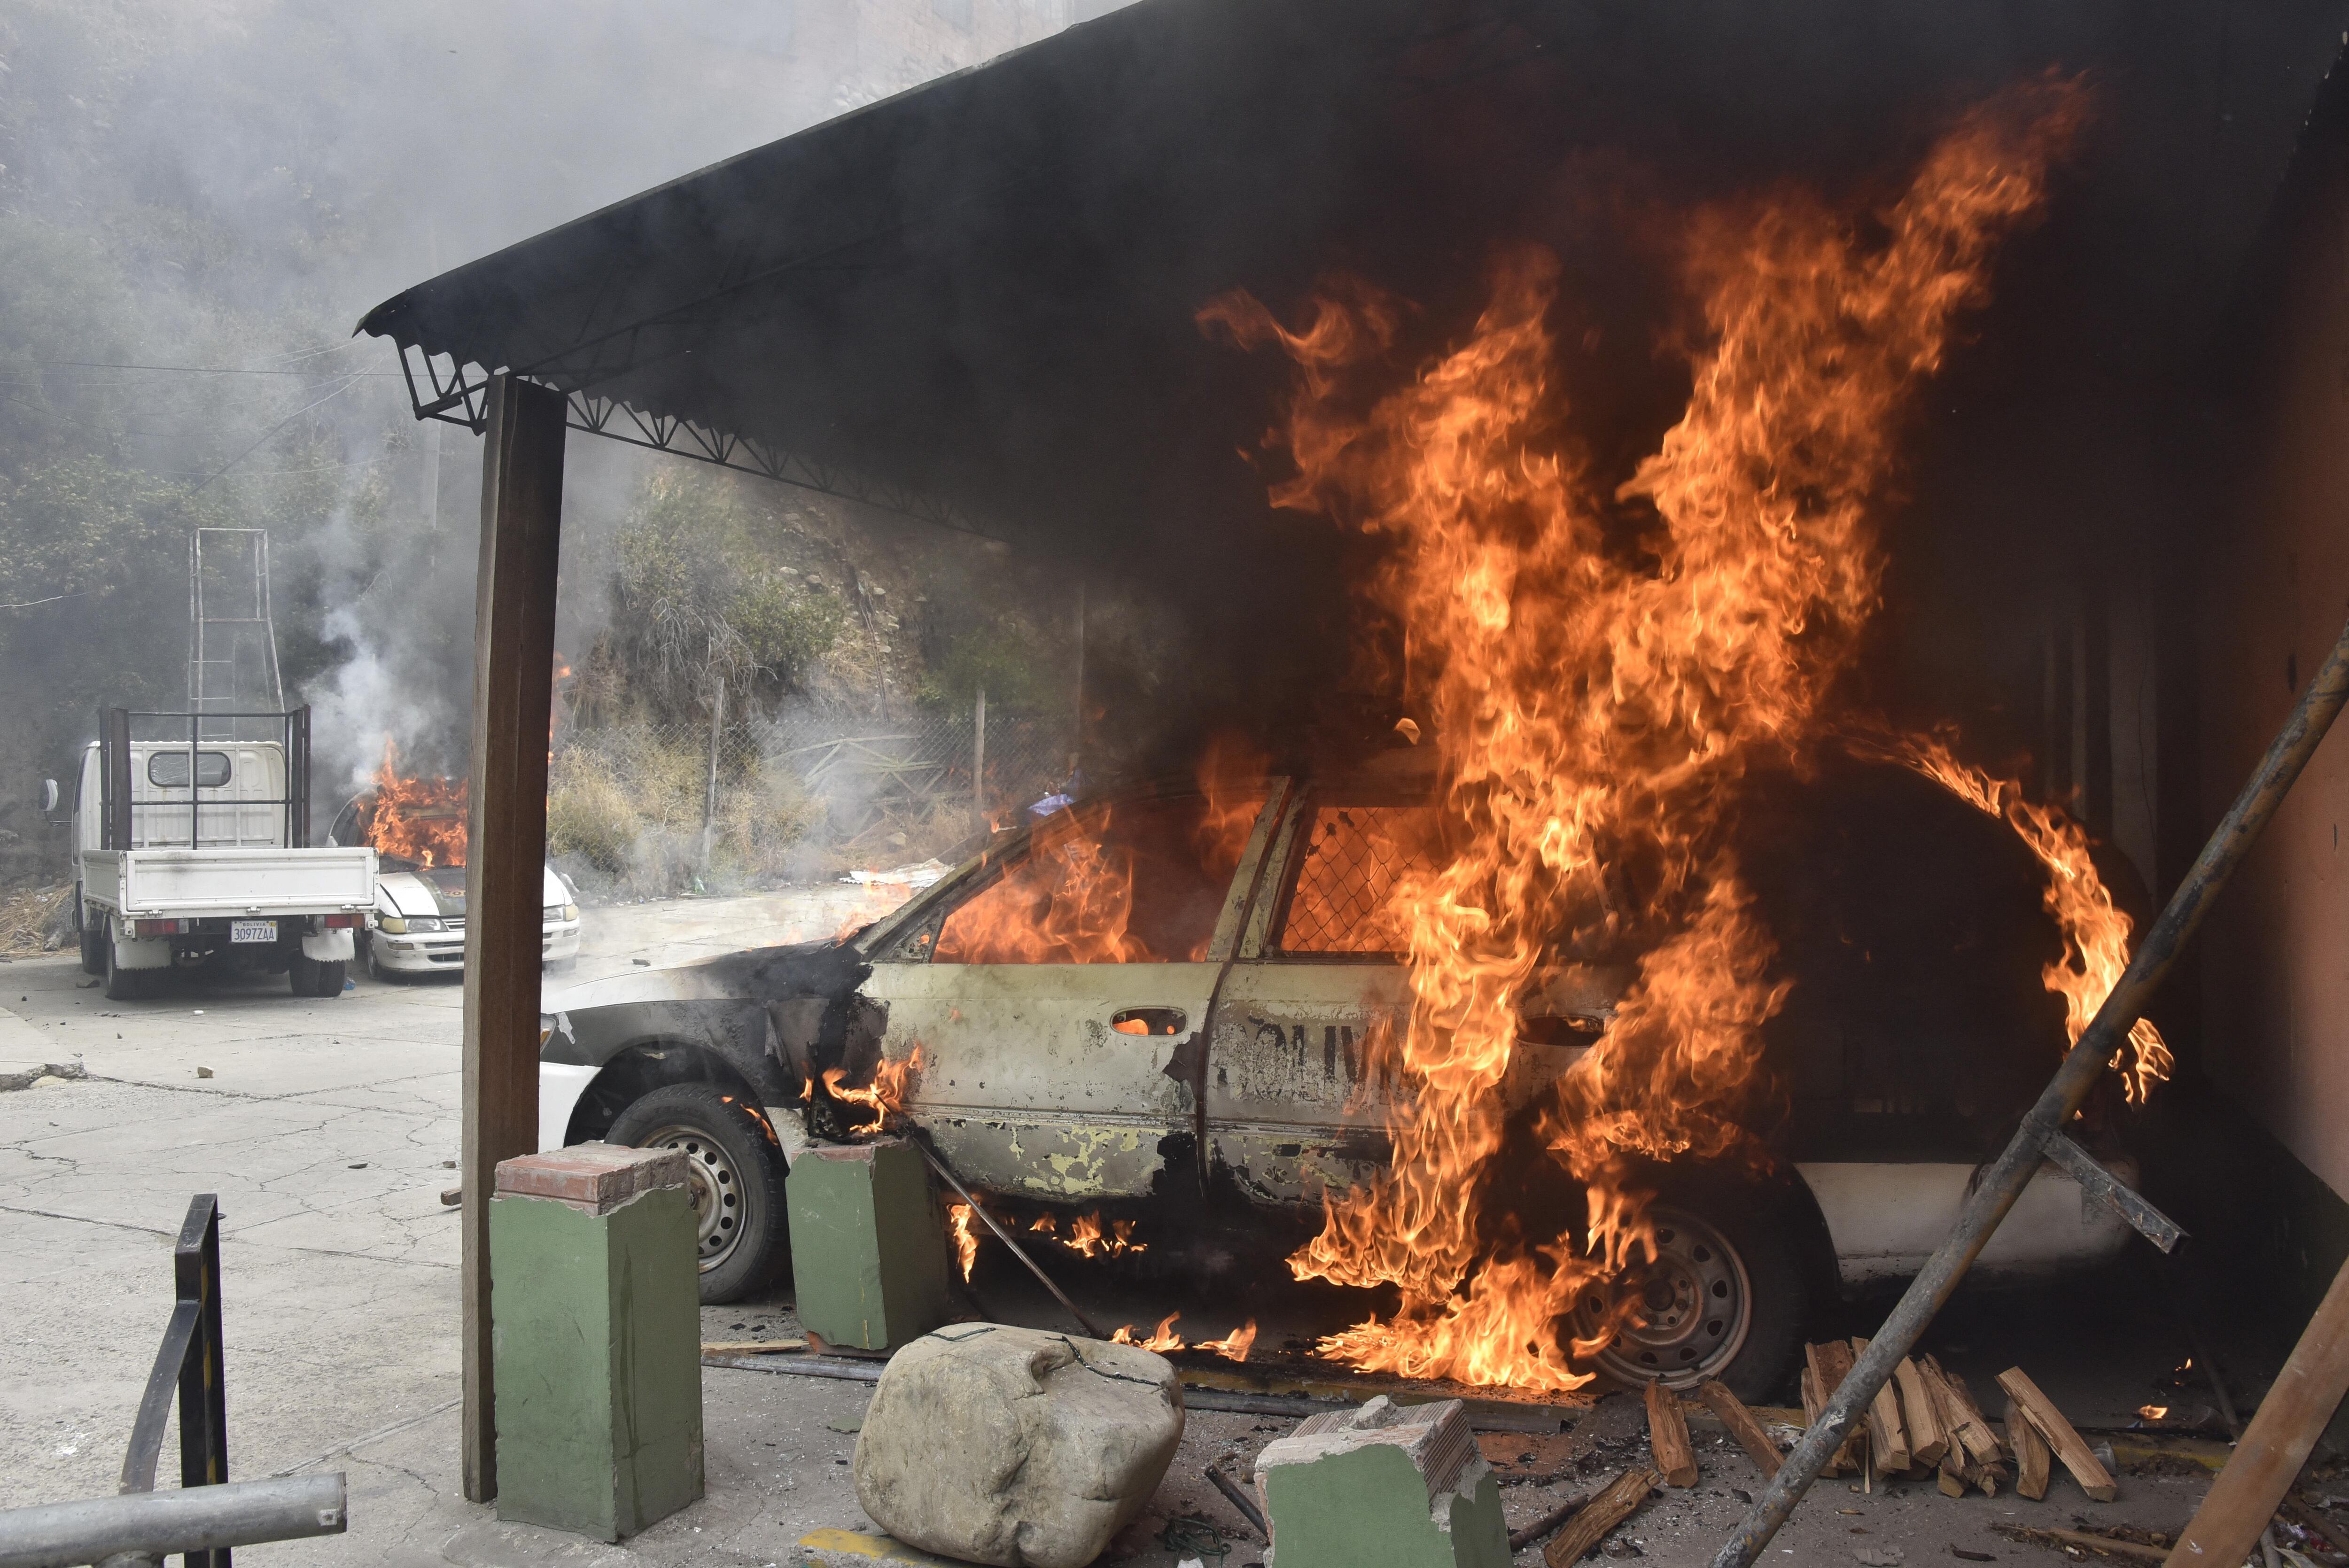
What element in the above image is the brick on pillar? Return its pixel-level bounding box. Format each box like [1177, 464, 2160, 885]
[461, 373, 566, 1503]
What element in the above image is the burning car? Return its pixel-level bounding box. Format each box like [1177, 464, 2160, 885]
[325, 752, 581, 978]
[535, 763, 2140, 1398]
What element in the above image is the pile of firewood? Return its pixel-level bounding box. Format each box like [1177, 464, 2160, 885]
[1798, 1338, 2118, 1503]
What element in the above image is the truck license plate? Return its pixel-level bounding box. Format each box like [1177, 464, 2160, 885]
[230, 920, 278, 945]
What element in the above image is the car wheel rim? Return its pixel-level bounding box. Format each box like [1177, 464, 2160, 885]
[1572, 1207, 1753, 1389]
[640, 1122, 745, 1272]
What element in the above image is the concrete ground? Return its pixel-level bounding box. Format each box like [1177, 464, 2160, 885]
[0, 889, 2272, 1568]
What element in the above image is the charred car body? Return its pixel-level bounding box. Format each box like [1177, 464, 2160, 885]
[537, 764, 2136, 1397]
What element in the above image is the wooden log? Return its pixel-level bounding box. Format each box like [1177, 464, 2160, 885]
[1851, 1338, 1913, 1474]
[1694, 1381, 1783, 1479]
[1509, 1486, 1600, 1553]
[460, 373, 567, 1503]
[1937, 1450, 1968, 1498]
[1806, 1342, 1871, 1474]
[1894, 1357, 1951, 1467]
[1800, 1364, 1846, 1478]
[1646, 1380, 1698, 1487]
[1997, 1367, 2118, 1503]
[2005, 1398, 2052, 1501]
[2166, 1254, 2349, 1568]
[1544, 1467, 1659, 1567]
[1921, 1355, 2008, 1467]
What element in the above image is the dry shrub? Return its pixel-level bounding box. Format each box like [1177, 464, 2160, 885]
[549, 721, 829, 897]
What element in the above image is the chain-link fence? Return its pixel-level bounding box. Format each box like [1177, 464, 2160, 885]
[549, 694, 1072, 898]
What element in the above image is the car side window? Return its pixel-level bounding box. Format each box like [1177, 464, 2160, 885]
[1273, 802, 1441, 956]
[934, 792, 1261, 963]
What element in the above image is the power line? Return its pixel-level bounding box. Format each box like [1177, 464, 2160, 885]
[39, 361, 400, 376]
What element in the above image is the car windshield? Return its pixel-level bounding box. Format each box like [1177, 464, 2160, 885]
[934, 791, 1262, 963]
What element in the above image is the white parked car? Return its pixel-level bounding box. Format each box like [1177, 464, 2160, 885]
[534, 766, 2139, 1397]
[324, 796, 581, 979]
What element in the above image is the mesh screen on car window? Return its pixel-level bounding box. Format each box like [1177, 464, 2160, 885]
[1276, 803, 1442, 955]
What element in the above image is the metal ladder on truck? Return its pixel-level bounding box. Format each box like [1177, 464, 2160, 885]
[187, 528, 286, 744]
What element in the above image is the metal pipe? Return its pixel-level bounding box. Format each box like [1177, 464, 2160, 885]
[1714, 609, 2349, 1568]
[0, 1474, 346, 1568]
[910, 1139, 1111, 1340]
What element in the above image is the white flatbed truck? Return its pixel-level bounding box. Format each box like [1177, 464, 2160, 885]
[54, 707, 375, 1000]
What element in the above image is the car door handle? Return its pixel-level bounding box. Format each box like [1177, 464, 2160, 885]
[1111, 1007, 1187, 1036]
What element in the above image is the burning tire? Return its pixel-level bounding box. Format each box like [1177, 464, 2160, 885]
[1570, 1186, 1807, 1403]
[607, 1083, 789, 1303]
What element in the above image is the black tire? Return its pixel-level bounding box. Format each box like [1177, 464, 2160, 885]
[77, 904, 104, 976]
[606, 1083, 789, 1303]
[103, 938, 147, 1001]
[314, 959, 347, 996]
[288, 953, 317, 995]
[1570, 1178, 1809, 1404]
[364, 934, 399, 983]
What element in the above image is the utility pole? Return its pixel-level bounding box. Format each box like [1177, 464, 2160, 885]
[972, 685, 988, 834]
[700, 676, 725, 875]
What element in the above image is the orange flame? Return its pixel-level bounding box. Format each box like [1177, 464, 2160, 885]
[1197, 1319, 1258, 1363]
[822, 1045, 926, 1133]
[364, 739, 467, 868]
[1061, 1212, 1147, 1259]
[1880, 734, 2174, 1104]
[1110, 1313, 1186, 1352]
[934, 785, 1264, 965]
[947, 1202, 980, 1281]
[1205, 83, 2083, 1389]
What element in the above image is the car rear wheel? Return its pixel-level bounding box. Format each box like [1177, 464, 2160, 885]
[1570, 1192, 1806, 1403]
[606, 1083, 789, 1303]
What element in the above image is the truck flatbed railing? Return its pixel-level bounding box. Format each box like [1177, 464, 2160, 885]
[100, 708, 311, 853]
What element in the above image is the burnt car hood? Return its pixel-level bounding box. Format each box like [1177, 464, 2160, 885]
[544, 938, 869, 1014]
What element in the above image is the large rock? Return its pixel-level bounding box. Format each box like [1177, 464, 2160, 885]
[853, 1323, 1185, 1568]
[1252, 1396, 1509, 1568]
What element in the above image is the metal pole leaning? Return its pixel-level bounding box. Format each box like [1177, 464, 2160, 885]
[0, 1474, 346, 1568]
[1714, 609, 2349, 1568]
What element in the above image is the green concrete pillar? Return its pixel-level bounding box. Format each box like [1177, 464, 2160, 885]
[490, 1143, 705, 1541]
[786, 1138, 950, 1352]
[1253, 1396, 1511, 1568]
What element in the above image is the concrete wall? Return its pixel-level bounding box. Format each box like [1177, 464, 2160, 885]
[2197, 94, 2349, 1209]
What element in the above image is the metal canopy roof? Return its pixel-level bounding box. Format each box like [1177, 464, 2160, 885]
[358, 0, 2349, 559]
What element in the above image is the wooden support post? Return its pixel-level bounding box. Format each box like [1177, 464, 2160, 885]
[2165, 1255, 2349, 1568]
[460, 374, 567, 1504]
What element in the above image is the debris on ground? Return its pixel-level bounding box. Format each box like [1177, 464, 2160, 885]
[1253, 1395, 1509, 1568]
[853, 1323, 1184, 1568]
[1989, 1522, 2171, 1561]
[0, 883, 72, 956]
[1542, 1466, 1661, 1566]
[0, 1059, 85, 1092]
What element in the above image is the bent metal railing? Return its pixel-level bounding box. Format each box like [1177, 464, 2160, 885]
[0, 1195, 347, 1568]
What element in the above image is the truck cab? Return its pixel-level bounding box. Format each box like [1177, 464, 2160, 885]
[62, 708, 375, 1000]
